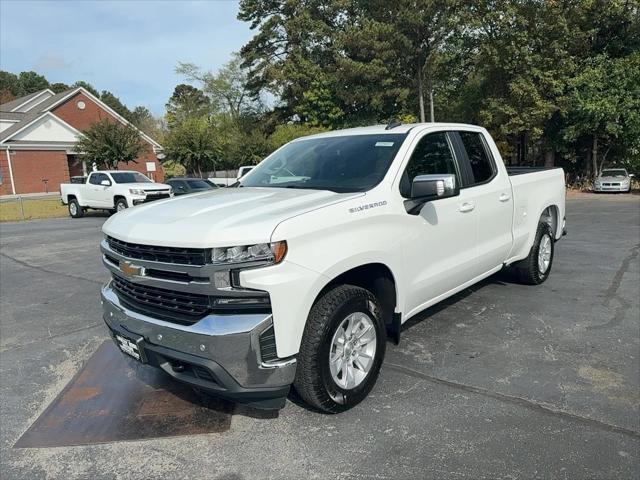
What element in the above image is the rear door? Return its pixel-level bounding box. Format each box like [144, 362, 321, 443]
[454, 130, 513, 274]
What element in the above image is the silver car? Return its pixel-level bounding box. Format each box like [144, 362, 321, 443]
[593, 168, 634, 193]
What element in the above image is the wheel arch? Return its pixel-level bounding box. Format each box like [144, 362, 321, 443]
[314, 262, 398, 330]
[113, 195, 127, 208]
[539, 204, 560, 239]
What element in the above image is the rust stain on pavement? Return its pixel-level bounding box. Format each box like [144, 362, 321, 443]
[15, 341, 233, 448]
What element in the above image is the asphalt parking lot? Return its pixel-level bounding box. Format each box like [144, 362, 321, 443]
[1, 194, 638, 479]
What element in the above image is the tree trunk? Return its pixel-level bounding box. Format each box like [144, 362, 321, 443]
[417, 64, 425, 123]
[544, 149, 555, 168]
[592, 136, 599, 178]
[429, 85, 435, 122]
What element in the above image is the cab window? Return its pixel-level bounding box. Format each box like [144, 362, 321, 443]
[400, 132, 458, 197]
[458, 132, 494, 185]
[89, 173, 108, 185]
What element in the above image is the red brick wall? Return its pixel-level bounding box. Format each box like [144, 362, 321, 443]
[52, 91, 116, 131]
[53, 91, 164, 182]
[1, 150, 69, 195]
[0, 151, 13, 195]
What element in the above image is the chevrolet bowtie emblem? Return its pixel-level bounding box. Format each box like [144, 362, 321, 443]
[119, 260, 144, 278]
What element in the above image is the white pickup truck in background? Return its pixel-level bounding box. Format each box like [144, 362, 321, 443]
[100, 123, 565, 412]
[60, 170, 172, 218]
[208, 165, 254, 187]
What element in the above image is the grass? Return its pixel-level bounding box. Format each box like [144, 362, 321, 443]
[0, 198, 68, 222]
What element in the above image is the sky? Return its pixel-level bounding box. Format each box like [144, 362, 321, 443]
[0, 0, 254, 115]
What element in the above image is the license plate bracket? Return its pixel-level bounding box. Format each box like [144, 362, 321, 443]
[114, 332, 147, 364]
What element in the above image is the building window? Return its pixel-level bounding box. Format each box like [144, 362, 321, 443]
[77, 101, 86, 110]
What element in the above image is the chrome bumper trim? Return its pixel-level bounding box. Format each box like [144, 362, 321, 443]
[101, 282, 296, 389]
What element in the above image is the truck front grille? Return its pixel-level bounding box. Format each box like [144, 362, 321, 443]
[111, 275, 210, 323]
[107, 236, 209, 265]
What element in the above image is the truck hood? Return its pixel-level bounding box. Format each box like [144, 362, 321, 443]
[598, 176, 628, 182]
[102, 187, 362, 247]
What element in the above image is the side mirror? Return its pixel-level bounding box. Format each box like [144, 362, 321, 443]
[411, 174, 458, 199]
[101, 179, 111, 186]
[405, 174, 459, 215]
[629, 174, 635, 178]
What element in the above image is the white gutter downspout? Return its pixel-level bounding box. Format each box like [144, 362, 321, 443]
[5, 146, 16, 195]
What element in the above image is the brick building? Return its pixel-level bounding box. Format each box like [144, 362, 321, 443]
[0, 87, 164, 195]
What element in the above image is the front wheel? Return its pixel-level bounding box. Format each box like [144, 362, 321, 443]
[294, 285, 386, 413]
[515, 222, 555, 285]
[115, 198, 128, 212]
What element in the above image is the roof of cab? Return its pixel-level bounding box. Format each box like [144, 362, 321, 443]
[297, 123, 483, 140]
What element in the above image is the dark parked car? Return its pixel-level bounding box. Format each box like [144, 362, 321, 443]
[166, 178, 218, 196]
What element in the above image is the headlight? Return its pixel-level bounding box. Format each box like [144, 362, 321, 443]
[212, 241, 287, 265]
[129, 188, 146, 195]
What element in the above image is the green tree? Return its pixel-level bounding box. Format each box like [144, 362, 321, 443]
[164, 117, 221, 177]
[129, 106, 162, 140]
[268, 123, 327, 150]
[0, 71, 20, 103]
[100, 90, 133, 120]
[76, 119, 145, 170]
[17, 71, 50, 95]
[162, 160, 187, 178]
[563, 53, 640, 177]
[165, 84, 210, 127]
[176, 53, 261, 119]
[72, 81, 100, 97]
[50, 82, 70, 93]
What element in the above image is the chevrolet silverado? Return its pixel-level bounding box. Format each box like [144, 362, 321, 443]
[100, 123, 566, 412]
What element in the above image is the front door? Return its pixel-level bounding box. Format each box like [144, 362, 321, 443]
[87, 173, 111, 207]
[399, 131, 479, 318]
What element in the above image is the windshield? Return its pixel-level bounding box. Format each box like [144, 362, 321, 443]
[187, 179, 215, 189]
[239, 134, 407, 193]
[601, 169, 627, 177]
[110, 172, 153, 184]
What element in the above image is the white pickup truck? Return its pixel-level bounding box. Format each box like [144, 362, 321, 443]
[100, 123, 566, 412]
[60, 170, 172, 218]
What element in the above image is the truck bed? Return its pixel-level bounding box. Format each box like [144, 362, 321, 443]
[506, 166, 562, 176]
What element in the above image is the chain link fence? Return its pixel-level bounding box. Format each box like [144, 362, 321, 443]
[0, 195, 67, 222]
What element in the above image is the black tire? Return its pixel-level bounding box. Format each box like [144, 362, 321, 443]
[294, 284, 386, 413]
[68, 199, 84, 218]
[514, 222, 555, 285]
[115, 198, 128, 212]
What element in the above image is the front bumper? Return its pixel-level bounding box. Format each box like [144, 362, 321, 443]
[101, 283, 296, 409]
[131, 193, 172, 206]
[593, 184, 629, 192]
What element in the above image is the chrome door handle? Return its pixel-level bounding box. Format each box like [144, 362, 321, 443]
[459, 202, 475, 213]
[499, 193, 511, 202]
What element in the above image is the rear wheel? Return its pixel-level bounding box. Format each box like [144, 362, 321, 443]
[115, 198, 128, 212]
[294, 285, 386, 413]
[515, 222, 554, 285]
[68, 199, 84, 218]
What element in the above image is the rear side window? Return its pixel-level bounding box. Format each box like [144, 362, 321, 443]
[459, 131, 494, 184]
[400, 132, 458, 197]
